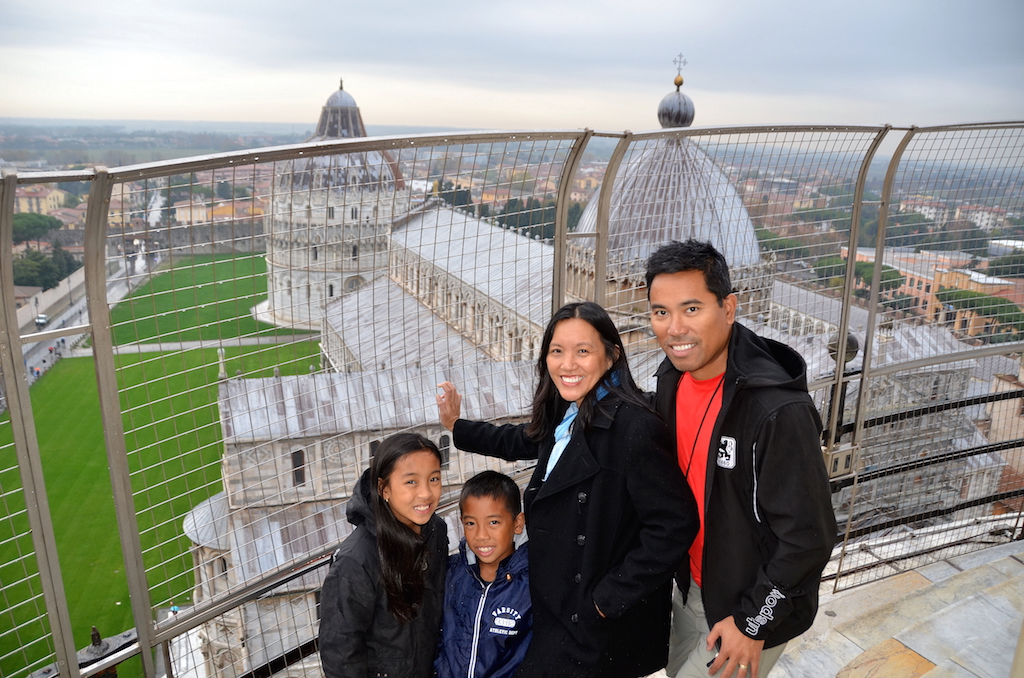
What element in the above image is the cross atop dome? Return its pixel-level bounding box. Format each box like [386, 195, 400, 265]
[674, 53, 687, 75]
[658, 54, 694, 128]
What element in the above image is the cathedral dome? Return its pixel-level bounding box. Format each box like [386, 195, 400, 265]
[658, 75, 695, 129]
[574, 73, 761, 270]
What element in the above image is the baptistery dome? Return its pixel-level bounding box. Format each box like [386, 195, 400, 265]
[258, 80, 410, 329]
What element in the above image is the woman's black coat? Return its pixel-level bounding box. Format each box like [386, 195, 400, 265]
[453, 397, 699, 678]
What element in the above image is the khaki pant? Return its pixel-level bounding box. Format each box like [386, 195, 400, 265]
[667, 579, 787, 678]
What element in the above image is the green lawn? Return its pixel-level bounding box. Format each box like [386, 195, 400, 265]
[110, 253, 309, 345]
[0, 250, 322, 676]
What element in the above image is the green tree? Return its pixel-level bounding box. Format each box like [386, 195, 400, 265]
[50, 240, 81, 279]
[853, 262, 905, 292]
[438, 180, 473, 209]
[13, 249, 60, 290]
[753, 225, 808, 259]
[987, 253, 1024, 278]
[567, 202, 583, 231]
[814, 256, 847, 281]
[936, 288, 1024, 332]
[12, 213, 61, 249]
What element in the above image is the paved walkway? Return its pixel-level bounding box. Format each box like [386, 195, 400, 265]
[645, 540, 1024, 678]
[772, 540, 1024, 678]
[64, 334, 316, 359]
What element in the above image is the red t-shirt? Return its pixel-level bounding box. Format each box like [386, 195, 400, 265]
[675, 371, 724, 588]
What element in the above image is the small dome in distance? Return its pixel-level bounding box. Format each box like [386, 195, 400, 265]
[326, 81, 358, 109]
[658, 75, 694, 129]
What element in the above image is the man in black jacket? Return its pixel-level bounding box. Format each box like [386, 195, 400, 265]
[646, 240, 836, 678]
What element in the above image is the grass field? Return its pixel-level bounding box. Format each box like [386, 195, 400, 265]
[0, 251, 321, 676]
[110, 253, 310, 345]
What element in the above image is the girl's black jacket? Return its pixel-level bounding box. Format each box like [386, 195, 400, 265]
[319, 469, 448, 678]
[653, 322, 837, 649]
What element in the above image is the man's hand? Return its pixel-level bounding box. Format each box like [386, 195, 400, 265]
[436, 381, 462, 431]
[706, 616, 764, 677]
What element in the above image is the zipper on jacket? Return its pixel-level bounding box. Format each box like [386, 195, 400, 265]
[751, 441, 761, 523]
[467, 579, 493, 678]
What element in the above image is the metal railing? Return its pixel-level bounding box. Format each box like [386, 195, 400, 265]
[2, 121, 1023, 677]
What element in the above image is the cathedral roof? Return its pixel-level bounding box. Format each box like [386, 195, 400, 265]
[218, 362, 535, 442]
[392, 202, 553, 327]
[574, 74, 762, 269]
[323, 276, 491, 370]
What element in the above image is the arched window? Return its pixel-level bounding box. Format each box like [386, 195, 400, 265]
[439, 435, 451, 468]
[328, 284, 335, 297]
[292, 449, 306, 486]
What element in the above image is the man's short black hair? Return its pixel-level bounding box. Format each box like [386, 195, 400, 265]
[645, 239, 733, 304]
[459, 470, 522, 517]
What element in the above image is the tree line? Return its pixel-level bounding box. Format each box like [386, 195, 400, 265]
[11, 214, 82, 290]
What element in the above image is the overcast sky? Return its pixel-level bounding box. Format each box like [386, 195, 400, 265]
[2, 0, 1022, 132]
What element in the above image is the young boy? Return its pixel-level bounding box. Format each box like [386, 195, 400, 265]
[435, 470, 531, 678]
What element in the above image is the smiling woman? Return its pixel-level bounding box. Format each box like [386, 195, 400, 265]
[436, 301, 700, 678]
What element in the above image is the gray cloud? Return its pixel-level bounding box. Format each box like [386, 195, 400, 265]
[2, 0, 1021, 125]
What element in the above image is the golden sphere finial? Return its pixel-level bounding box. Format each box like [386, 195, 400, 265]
[674, 75, 684, 88]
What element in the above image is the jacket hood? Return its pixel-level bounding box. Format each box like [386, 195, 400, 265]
[346, 468, 378, 535]
[727, 322, 809, 391]
[654, 321, 809, 393]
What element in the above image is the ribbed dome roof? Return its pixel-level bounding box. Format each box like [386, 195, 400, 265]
[310, 78, 367, 140]
[575, 138, 761, 267]
[276, 80, 403, 193]
[574, 73, 760, 269]
[658, 91, 695, 129]
[326, 88, 358, 109]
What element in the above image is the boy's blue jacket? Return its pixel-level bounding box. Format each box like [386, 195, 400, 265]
[435, 539, 532, 678]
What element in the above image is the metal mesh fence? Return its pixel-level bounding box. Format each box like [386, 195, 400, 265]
[1, 121, 1023, 675]
[95, 133, 584, 675]
[829, 124, 1024, 589]
[0, 428, 55, 678]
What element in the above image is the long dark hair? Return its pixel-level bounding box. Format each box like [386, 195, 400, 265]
[370, 432, 443, 623]
[525, 301, 652, 442]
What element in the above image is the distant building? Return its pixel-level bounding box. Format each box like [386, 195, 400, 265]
[899, 198, 950, 226]
[956, 204, 1008, 232]
[255, 81, 411, 330]
[14, 184, 66, 214]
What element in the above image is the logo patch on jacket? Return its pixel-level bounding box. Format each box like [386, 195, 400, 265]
[490, 606, 522, 636]
[717, 436, 737, 469]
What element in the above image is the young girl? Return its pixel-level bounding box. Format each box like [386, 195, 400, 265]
[319, 433, 448, 678]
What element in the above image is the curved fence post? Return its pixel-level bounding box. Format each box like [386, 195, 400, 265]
[84, 167, 159, 677]
[0, 170, 82, 676]
[551, 129, 594, 312]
